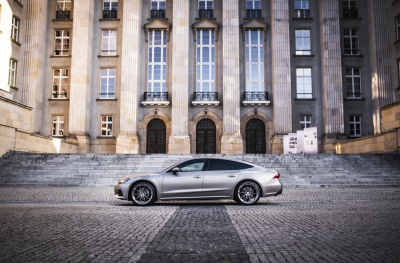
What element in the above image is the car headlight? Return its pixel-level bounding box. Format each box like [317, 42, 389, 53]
[118, 178, 130, 185]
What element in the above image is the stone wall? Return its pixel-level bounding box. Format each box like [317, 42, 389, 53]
[381, 101, 400, 132]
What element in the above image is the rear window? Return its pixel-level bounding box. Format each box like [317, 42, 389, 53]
[207, 159, 253, 171]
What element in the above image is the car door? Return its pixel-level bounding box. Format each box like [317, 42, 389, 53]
[202, 159, 240, 197]
[161, 159, 206, 198]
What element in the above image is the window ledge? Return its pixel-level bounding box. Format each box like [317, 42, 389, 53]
[342, 54, 364, 58]
[48, 98, 69, 101]
[9, 85, 18, 91]
[96, 98, 118, 101]
[10, 38, 21, 46]
[242, 100, 270, 106]
[52, 136, 66, 139]
[344, 97, 365, 101]
[51, 55, 71, 58]
[142, 101, 170, 107]
[192, 101, 220, 106]
[293, 54, 315, 57]
[98, 55, 119, 58]
[14, 0, 23, 8]
[97, 136, 116, 139]
[292, 17, 313, 21]
[294, 98, 316, 101]
[341, 17, 361, 20]
[52, 19, 73, 22]
[99, 18, 120, 22]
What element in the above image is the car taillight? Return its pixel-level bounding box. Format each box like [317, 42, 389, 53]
[273, 173, 280, 179]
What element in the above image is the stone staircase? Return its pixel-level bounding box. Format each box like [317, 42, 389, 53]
[0, 151, 399, 186]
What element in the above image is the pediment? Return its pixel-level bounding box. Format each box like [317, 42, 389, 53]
[241, 20, 268, 41]
[144, 19, 171, 41]
[192, 19, 219, 30]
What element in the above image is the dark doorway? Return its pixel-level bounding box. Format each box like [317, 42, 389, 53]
[146, 119, 166, 154]
[246, 119, 266, 154]
[196, 119, 216, 154]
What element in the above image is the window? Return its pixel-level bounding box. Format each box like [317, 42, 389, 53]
[101, 29, 117, 56]
[11, 16, 19, 42]
[148, 30, 167, 93]
[245, 30, 264, 92]
[101, 116, 113, 137]
[349, 116, 361, 137]
[294, 0, 310, 18]
[342, 0, 358, 18]
[246, 0, 261, 19]
[207, 159, 253, 171]
[296, 68, 312, 99]
[100, 69, 116, 99]
[343, 29, 359, 55]
[54, 30, 70, 56]
[172, 159, 206, 172]
[150, 0, 165, 19]
[103, 0, 118, 19]
[300, 115, 311, 130]
[196, 30, 215, 93]
[295, 30, 311, 55]
[396, 16, 400, 41]
[345, 68, 361, 98]
[398, 59, 400, 86]
[198, 0, 213, 19]
[52, 69, 68, 99]
[52, 116, 65, 136]
[8, 59, 17, 87]
[56, 0, 72, 20]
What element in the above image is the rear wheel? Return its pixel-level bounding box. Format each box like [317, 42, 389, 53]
[130, 182, 156, 206]
[235, 181, 261, 205]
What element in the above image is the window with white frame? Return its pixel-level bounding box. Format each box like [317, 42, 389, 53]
[11, 16, 19, 42]
[8, 59, 17, 87]
[148, 30, 167, 94]
[198, 0, 213, 18]
[349, 115, 361, 137]
[101, 29, 117, 56]
[396, 16, 400, 41]
[52, 69, 68, 99]
[101, 116, 113, 137]
[54, 30, 70, 56]
[196, 30, 215, 93]
[344, 29, 359, 55]
[56, 0, 72, 20]
[52, 116, 65, 136]
[299, 115, 311, 130]
[245, 30, 264, 92]
[296, 68, 312, 99]
[294, 0, 310, 18]
[295, 30, 311, 55]
[345, 68, 361, 98]
[103, 0, 118, 19]
[100, 69, 116, 99]
[151, 0, 165, 10]
[246, 0, 261, 9]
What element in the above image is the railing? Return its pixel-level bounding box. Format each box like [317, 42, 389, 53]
[101, 50, 117, 56]
[346, 92, 362, 98]
[103, 10, 118, 19]
[144, 92, 169, 101]
[150, 10, 165, 19]
[246, 9, 262, 19]
[54, 49, 70, 56]
[193, 92, 218, 101]
[198, 9, 214, 19]
[55, 11, 71, 20]
[293, 9, 311, 19]
[295, 49, 312, 55]
[296, 93, 313, 99]
[99, 93, 115, 99]
[243, 92, 268, 101]
[343, 9, 358, 18]
[52, 92, 67, 99]
[344, 49, 360, 55]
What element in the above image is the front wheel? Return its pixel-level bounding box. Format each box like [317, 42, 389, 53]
[235, 181, 261, 205]
[130, 182, 156, 206]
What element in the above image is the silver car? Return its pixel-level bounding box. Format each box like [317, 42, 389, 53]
[114, 158, 282, 206]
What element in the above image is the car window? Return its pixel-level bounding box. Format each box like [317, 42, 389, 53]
[207, 159, 252, 171]
[176, 159, 206, 172]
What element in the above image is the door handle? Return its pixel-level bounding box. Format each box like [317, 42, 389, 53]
[194, 176, 202, 179]
[228, 175, 236, 178]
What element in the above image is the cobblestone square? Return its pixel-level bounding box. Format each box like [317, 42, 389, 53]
[0, 186, 399, 262]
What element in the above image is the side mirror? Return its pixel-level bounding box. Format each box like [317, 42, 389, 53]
[172, 167, 180, 174]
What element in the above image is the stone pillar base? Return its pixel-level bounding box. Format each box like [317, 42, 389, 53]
[221, 134, 244, 154]
[271, 134, 284, 154]
[168, 135, 191, 154]
[322, 133, 347, 153]
[116, 134, 140, 154]
[67, 134, 91, 153]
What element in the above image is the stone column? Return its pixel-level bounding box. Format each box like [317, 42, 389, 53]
[68, 0, 95, 152]
[116, 0, 142, 153]
[21, 0, 48, 133]
[270, 0, 292, 153]
[221, 0, 243, 154]
[319, 0, 345, 153]
[369, 0, 394, 134]
[168, 0, 191, 154]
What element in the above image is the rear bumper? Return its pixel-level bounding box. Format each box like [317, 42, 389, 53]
[263, 179, 283, 197]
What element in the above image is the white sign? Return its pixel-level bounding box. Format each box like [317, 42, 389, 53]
[288, 133, 298, 154]
[297, 130, 305, 153]
[304, 127, 318, 154]
[283, 135, 289, 154]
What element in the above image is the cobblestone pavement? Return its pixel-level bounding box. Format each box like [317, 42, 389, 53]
[0, 186, 399, 263]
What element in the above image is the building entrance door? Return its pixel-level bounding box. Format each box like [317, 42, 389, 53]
[196, 119, 216, 154]
[246, 119, 265, 154]
[146, 119, 166, 154]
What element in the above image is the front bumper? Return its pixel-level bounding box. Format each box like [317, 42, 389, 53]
[114, 184, 127, 200]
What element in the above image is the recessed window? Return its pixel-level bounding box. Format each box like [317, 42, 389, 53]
[150, 0, 165, 19]
[56, 0, 72, 20]
[349, 115, 361, 137]
[295, 29, 311, 55]
[294, 0, 310, 18]
[198, 0, 213, 19]
[299, 115, 311, 130]
[103, 0, 118, 19]
[147, 30, 167, 95]
[296, 68, 312, 99]
[245, 30, 264, 92]
[54, 30, 70, 56]
[11, 16, 20, 42]
[343, 29, 359, 55]
[196, 30, 215, 98]
[52, 116, 65, 136]
[8, 59, 17, 87]
[342, 0, 358, 18]
[100, 69, 116, 99]
[52, 69, 68, 99]
[101, 29, 117, 56]
[101, 116, 113, 137]
[246, 0, 261, 19]
[345, 68, 361, 98]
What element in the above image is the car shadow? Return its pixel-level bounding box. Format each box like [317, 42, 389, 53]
[113, 200, 281, 207]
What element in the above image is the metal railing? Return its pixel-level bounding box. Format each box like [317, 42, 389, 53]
[246, 9, 262, 19]
[198, 9, 214, 19]
[55, 11, 71, 20]
[150, 10, 165, 19]
[343, 9, 358, 18]
[344, 49, 360, 55]
[101, 50, 117, 56]
[103, 10, 118, 19]
[144, 92, 169, 101]
[296, 93, 313, 99]
[99, 93, 115, 99]
[52, 92, 67, 99]
[193, 92, 218, 101]
[293, 9, 311, 19]
[54, 50, 70, 56]
[243, 92, 268, 101]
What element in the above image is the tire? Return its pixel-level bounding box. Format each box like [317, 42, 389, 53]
[130, 182, 156, 206]
[235, 180, 261, 205]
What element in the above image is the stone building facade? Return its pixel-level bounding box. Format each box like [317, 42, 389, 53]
[0, 0, 399, 154]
